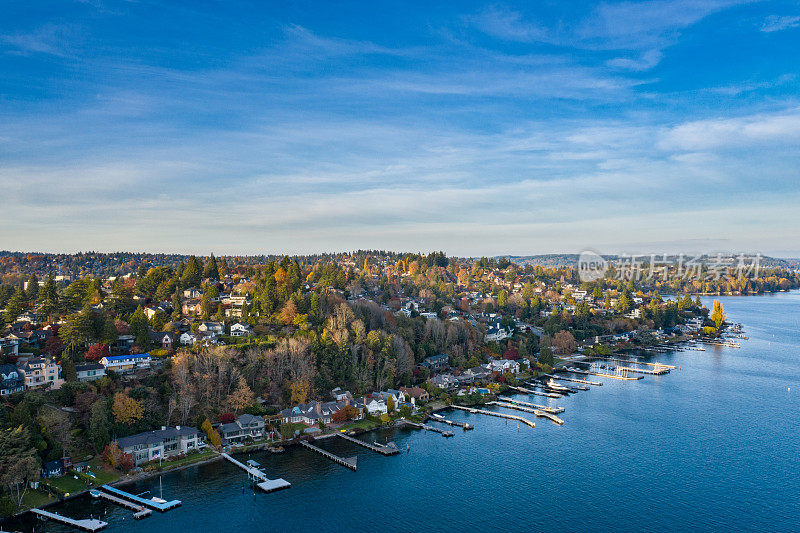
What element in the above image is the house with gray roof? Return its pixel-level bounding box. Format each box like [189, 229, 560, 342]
[115, 426, 203, 465]
[219, 414, 266, 444]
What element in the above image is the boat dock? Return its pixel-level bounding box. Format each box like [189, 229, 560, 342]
[615, 365, 670, 375]
[337, 432, 400, 455]
[497, 396, 564, 414]
[30, 509, 107, 532]
[92, 489, 152, 519]
[220, 453, 291, 492]
[300, 439, 358, 470]
[449, 405, 535, 428]
[429, 413, 474, 430]
[546, 374, 603, 386]
[100, 485, 181, 511]
[594, 357, 676, 370]
[565, 367, 643, 380]
[488, 401, 565, 425]
[400, 419, 455, 436]
[508, 385, 561, 398]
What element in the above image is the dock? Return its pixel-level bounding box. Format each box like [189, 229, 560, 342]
[92, 489, 152, 519]
[400, 419, 455, 436]
[564, 367, 644, 381]
[592, 357, 676, 370]
[300, 439, 358, 470]
[546, 373, 602, 386]
[100, 485, 181, 511]
[497, 396, 564, 414]
[429, 413, 473, 430]
[449, 405, 535, 428]
[31, 508, 107, 532]
[487, 401, 564, 425]
[220, 453, 291, 492]
[337, 432, 400, 455]
[507, 385, 561, 398]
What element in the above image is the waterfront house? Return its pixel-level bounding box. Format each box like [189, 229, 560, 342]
[483, 358, 520, 374]
[399, 386, 430, 403]
[419, 354, 449, 372]
[219, 414, 266, 444]
[100, 353, 152, 374]
[75, 362, 106, 382]
[331, 387, 354, 401]
[0, 363, 24, 396]
[116, 426, 203, 466]
[41, 459, 64, 478]
[358, 397, 388, 416]
[16, 357, 63, 390]
[429, 373, 458, 390]
[280, 400, 356, 425]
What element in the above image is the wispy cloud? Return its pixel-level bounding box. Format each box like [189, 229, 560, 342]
[760, 14, 800, 32]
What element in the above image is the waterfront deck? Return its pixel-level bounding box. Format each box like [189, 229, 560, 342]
[337, 432, 400, 455]
[100, 485, 181, 511]
[428, 413, 473, 430]
[91, 489, 152, 519]
[31, 509, 107, 532]
[449, 404, 535, 428]
[300, 440, 358, 470]
[507, 385, 561, 398]
[488, 401, 564, 425]
[497, 396, 564, 414]
[220, 453, 291, 492]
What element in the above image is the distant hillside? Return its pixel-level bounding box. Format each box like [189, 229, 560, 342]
[499, 254, 800, 270]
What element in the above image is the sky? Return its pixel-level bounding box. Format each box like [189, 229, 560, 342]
[1, 0, 799, 257]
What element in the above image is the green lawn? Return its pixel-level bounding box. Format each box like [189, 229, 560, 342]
[338, 419, 380, 432]
[45, 474, 89, 495]
[21, 488, 56, 509]
[143, 449, 218, 472]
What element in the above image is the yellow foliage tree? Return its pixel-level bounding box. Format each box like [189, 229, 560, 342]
[112, 393, 143, 425]
[289, 379, 310, 405]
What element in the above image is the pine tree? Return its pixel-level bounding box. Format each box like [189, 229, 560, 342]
[202, 254, 220, 280]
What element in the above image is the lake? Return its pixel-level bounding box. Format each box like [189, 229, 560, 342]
[5, 291, 800, 532]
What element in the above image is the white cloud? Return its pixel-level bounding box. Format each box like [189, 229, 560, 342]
[760, 15, 800, 32]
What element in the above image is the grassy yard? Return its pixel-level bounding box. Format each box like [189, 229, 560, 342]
[337, 419, 381, 432]
[45, 474, 90, 495]
[142, 449, 218, 472]
[21, 488, 56, 509]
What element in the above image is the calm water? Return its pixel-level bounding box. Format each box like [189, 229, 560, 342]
[5, 292, 800, 532]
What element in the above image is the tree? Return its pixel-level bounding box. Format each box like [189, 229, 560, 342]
[88, 401, 110, 451]
[331, 404, 359, 422]
[112, 393, 144, 424]
[85, 343, 110, 362]
[289, 379, 310, 405]
[59, 305, 95, 354]
[280, 300, 298, 326]
[3, 288, 25, 323]
[552, 330, 577, 355]
[387, 395, 395, 413]
[25, 274, 39, 301]
[203, 254, 220, 280]
[497, 290, 509, 308]
[0, 426, 40, 513]
[226, 376, 255, 415]
[36, 275, 59, 321]
[201, 418, 221, 448]
[181, 256, 202, 287]
[710, 299, 726, 332]
[128, 306, 150, 347]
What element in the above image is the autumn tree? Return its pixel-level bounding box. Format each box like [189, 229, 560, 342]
[227, 376, 255, 415]
[0, 426, 40, 512]
[710, 299, 726, 332]
[85, 342, 111, 362]
[112, 393, 144, 425]
[552, 330, 577, 356]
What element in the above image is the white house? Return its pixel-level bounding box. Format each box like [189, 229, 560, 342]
[230, 323, 253, 337]
[100, 353, 152, 374]
[483, 358, 520, 374]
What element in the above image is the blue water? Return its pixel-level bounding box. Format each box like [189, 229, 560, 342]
[6, 292, 800, 532]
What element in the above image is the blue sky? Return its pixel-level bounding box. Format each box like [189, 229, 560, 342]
[1, 0, 799, 257]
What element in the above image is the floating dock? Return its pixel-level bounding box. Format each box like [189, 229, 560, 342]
[546, 374, 602, 386]
[449, 405, 535, 428]
[487, 401, 564, 425]
[337, 432, 400, 455]
[400, 419, 454, 436]
[100, 485, 181, 511]
[31, 508, 107, 532]
[300, 440, 358, 470]
[593, 357, 676, 370]
[220, 453, 291, 492]
[92, 489, 152, 519]
[508, 385, 561, 398]
[429, 413, 473, 430]
[497, 396, 564, 414]
[564, 367, 644, 381]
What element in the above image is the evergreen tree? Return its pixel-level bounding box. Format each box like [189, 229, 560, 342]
[36, 275, 59, 321]
[25, 274, 39, 301]
[202, 254, 220, 280]
[128, 306, 150, 347]
[181, 256, 202, 287]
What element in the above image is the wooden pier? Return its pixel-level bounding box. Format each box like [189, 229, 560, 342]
[593, 357, 676, 370]
[449, 405, 535, 428]
[546, 373, 603, 386]
[429, 413, 474, 430]
[497, 396, 564, 414]
[337, 432, 400, 455]
[220, 453, 291, 492]
[92, 489, 152, 519]
[508, 385, 561, 398]
[487, 401, 564, 425]
[31, 508, 107, 532]
[400, 419, 455, 436]
[100, 485, 181, 511]
[564, 367, 643, 381]
[300, 440, 358, 470]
